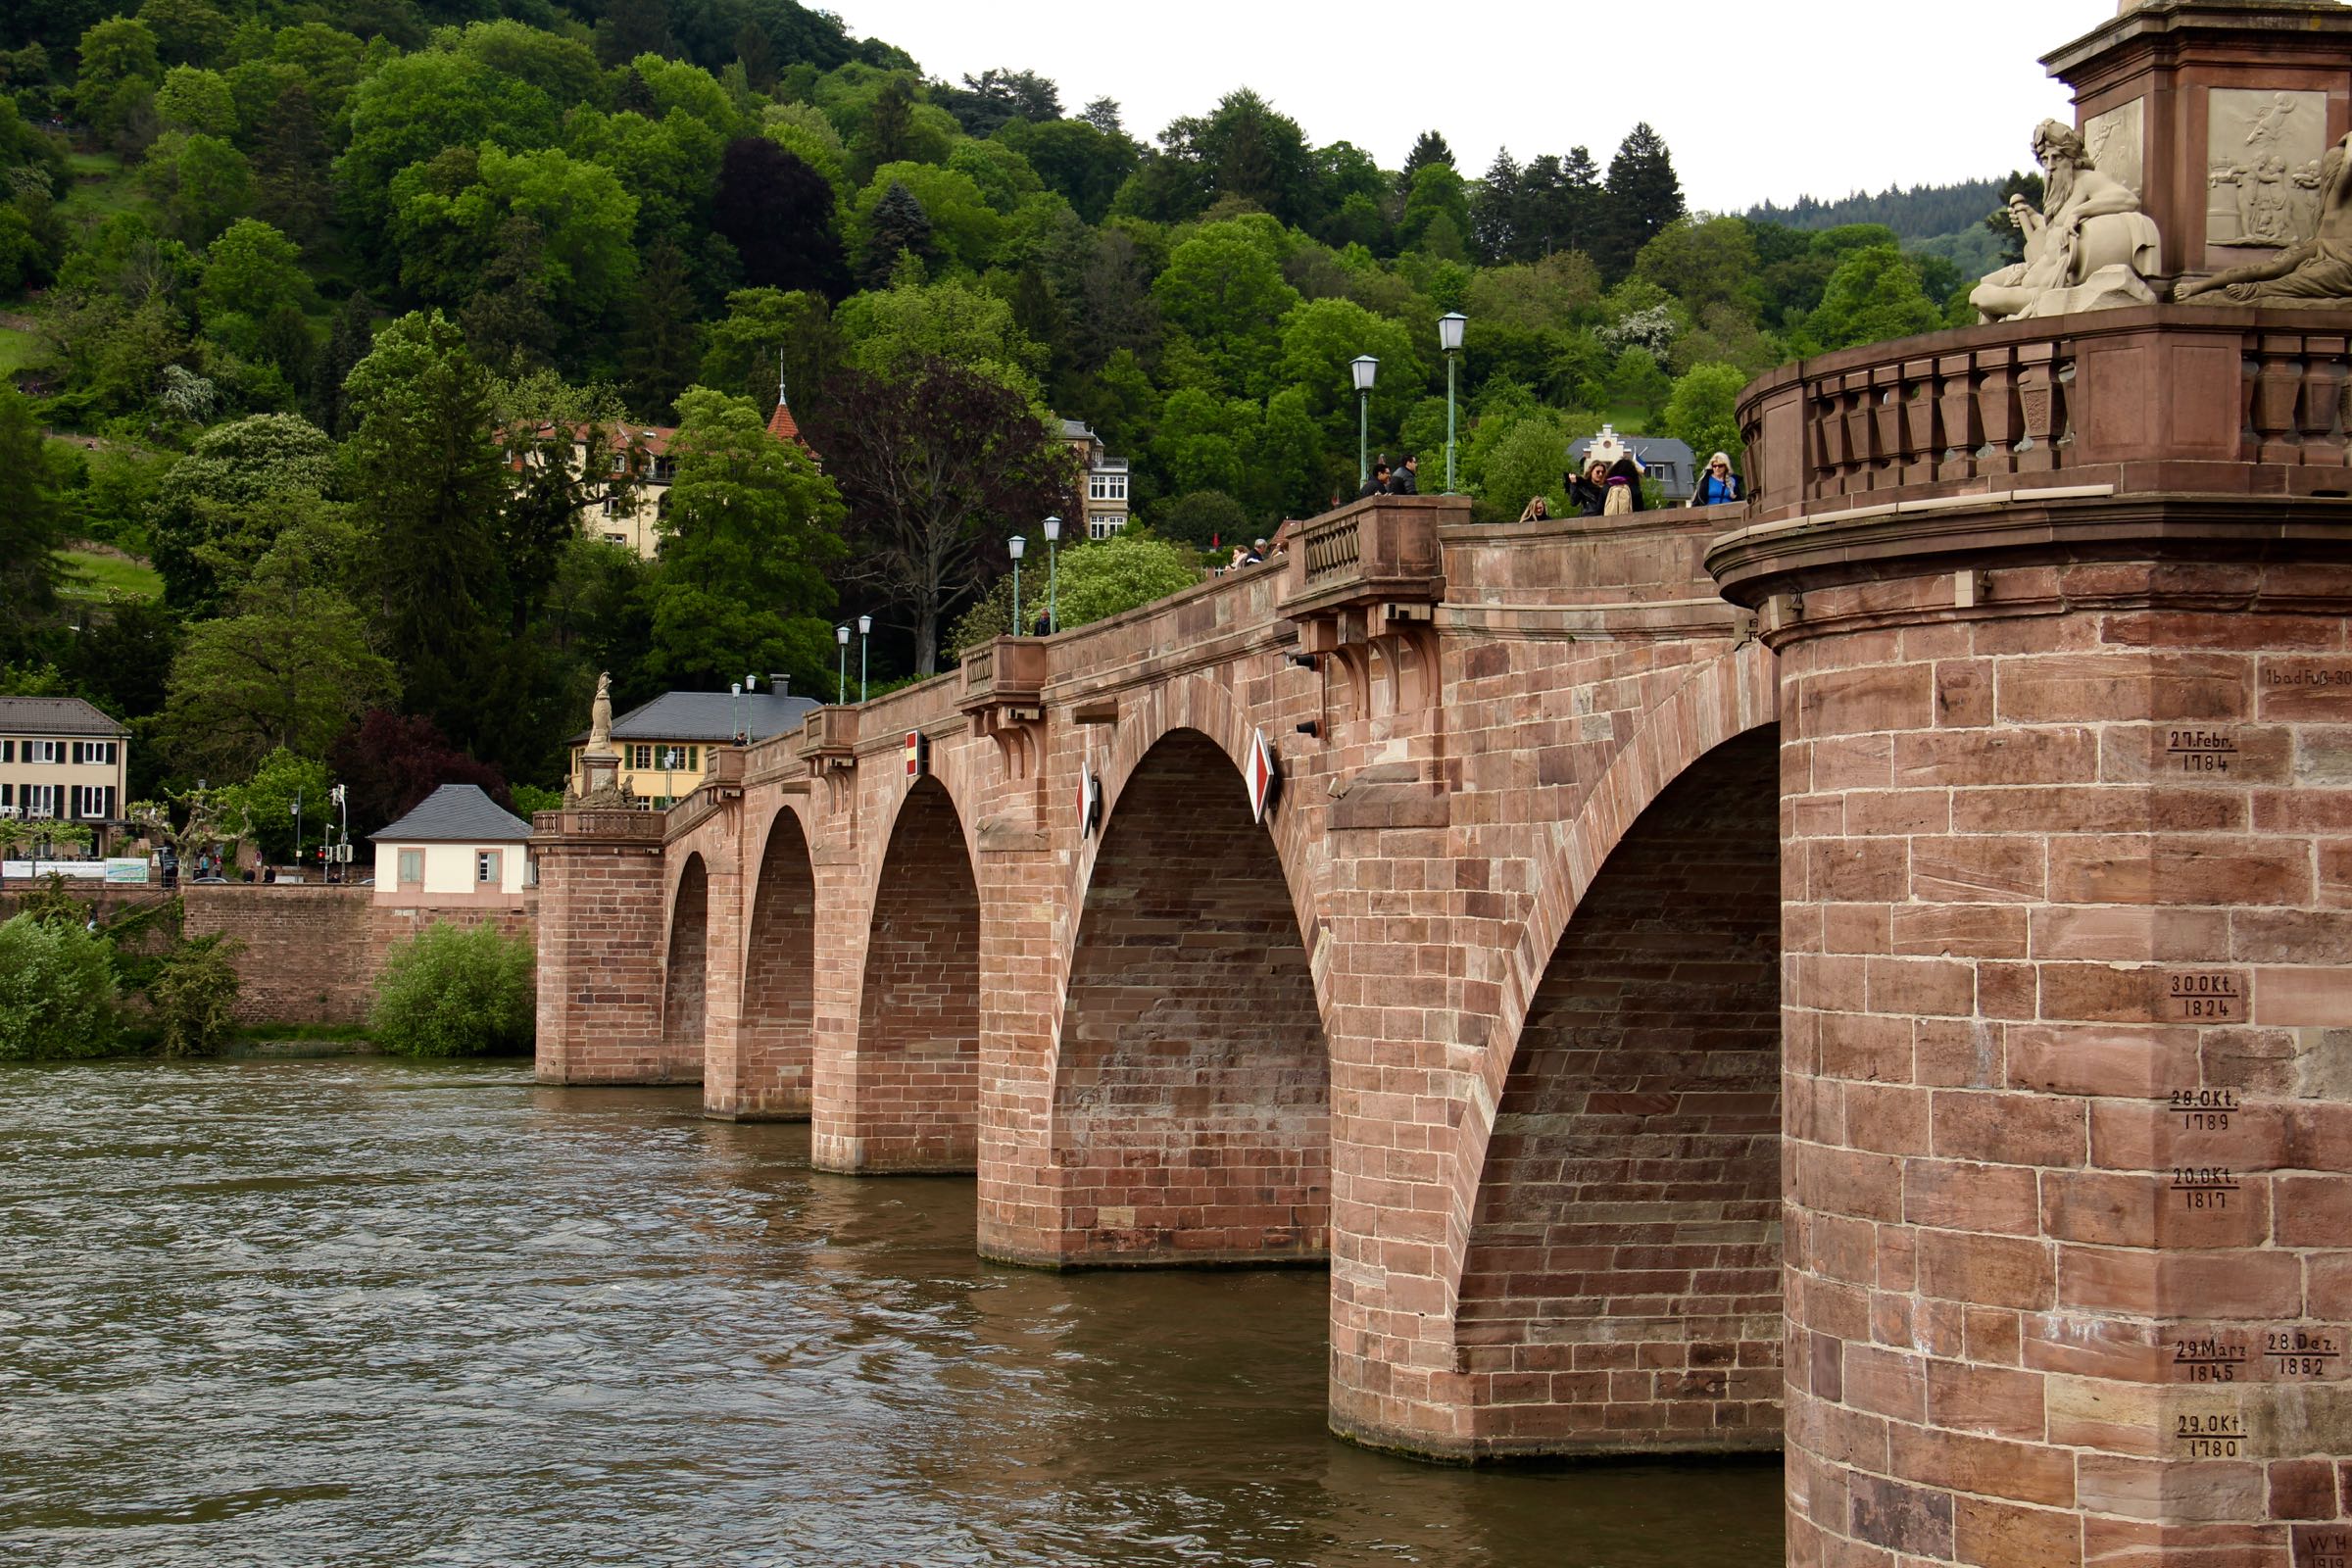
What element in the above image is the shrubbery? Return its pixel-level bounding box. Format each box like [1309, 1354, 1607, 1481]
[0, 911, 121, 1060]
[370, 920, 535, 1057]
[147, 932, 243, 1057]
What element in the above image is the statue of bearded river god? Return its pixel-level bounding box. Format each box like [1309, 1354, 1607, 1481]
[2178, 132, 2352, 308]
[1972, 119, 2162, 322]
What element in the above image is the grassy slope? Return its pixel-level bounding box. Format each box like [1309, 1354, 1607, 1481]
[58, 548, 165, 602]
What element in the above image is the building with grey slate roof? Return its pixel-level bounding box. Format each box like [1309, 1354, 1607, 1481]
[565, 686, 820, 808]
[368, 784, 535, 907]
[0, 696, 131, 853]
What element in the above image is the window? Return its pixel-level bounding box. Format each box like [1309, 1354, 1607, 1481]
[72, 741, 117, 765]
[24, 740, 61, 763]
[604, 532, 628, 545]
[0, 740, 13, 762]
[397, 849, 423, 887]
[658, 745, 693, 770]
[630, 745, 653, 768]
[22, 784, 58, 816]
[71, 785, 116, 820]
[1090, 513, 1126, 541]
[476, 850, 501, 885]
[610, 453, 627, 473]
[0, 783, 12, 808]
[1088, 470, 1128, 502]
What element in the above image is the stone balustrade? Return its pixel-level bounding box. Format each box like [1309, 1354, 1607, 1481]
[1738, 306, 2352, 521]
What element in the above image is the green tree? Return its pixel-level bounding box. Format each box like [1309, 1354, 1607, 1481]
[386, 144, 640, 326]
[639, 387, 845, 694]
[159, 519, 399, 777]
[1398, 163, 1471, 254]
[219, 747, 333, 862]
[0, 389, 69, 652]
[856, 178, 934, 286]
[1635, 217, 1759, 320]
[1597, 122, 1685, 280]
[136, 0, 225, 68]
[698, 285, 839, 407]
[1662, 362, 1749, 481]
[0, 913, 120, 1060]
[73, 16, 162, 152]
[197, 218, 314, 362]
[334, 51, 561, 234]
[154, 65, 234, 135]
[341, 312, 506, 753]
[145, 932, 241, 1057]
[1154, 489, 1248, 548]
[1152, 217, 1299, 399]
[835, 273, 1045, 400]
[142, 132, 255, 246]
[849, 162, 1002, 275]
[1054, 529, 1203, 625]
[147, 412, 335, 613]
[1275, 295, 1421, 450]
[1474, 414, 1571, 522]
[621, 240, 699, 417]
[1803, 244, 1940, 352]
[370, 920, 535, 1057]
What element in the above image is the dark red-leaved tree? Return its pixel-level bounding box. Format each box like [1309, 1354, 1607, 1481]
[806, 358, 1074, 675]
[328, 710, 513, 839]
[712, 137, 850, 300]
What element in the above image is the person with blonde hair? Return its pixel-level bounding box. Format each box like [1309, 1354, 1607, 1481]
[1517, 494, 1550, 523]
[1690, 451, 1742, 506]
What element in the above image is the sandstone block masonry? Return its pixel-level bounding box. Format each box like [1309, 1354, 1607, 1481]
[540, 300, 2352, 1558]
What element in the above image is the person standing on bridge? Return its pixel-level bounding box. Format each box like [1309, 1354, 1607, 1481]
[1356, 459, 1392, 499]
[1389, 454, 1420, 494]
[1690, 452, 1742, 506]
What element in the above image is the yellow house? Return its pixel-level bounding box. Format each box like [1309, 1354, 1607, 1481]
[567, 686, 820, 808]
[0, 696, 130, 854]
[1059, 417, 1131, 540]
[511, 421, 677, 561]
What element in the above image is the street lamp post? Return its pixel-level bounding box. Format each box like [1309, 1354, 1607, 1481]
[857, 614, 871, 702]
[1008, 534, 1026, 635]
[835, 624, 850, 704]
[1438, 312, 1466, 494]
[1349, 355, 1379, 492]
[730, 681, 743, 745]
[1042, 515, 1060, 634]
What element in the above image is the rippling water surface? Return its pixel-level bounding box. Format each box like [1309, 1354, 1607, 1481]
[0, 1060, 1783, 1567]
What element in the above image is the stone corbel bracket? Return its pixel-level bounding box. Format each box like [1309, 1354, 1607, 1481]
[957, 635, 1050, 781]
[795, 707, 858, 813]
[1277, 495, 1461, 722]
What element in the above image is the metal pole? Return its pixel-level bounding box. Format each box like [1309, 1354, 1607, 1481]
[1011, 555, 1021, 634]
[859, 633, 868, 703]
[1357, 389, 1369, 491]
[293, 787, 302, 873]
[1445, 351, 1458, 495]
[837, 643, 846, 704]
[1048, 538, 1057, 633]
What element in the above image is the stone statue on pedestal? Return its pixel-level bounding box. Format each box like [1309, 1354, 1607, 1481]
[2178, 133, 2352, 307]
[1972, 120, 2162, 322]
[567, 670, 634, 808]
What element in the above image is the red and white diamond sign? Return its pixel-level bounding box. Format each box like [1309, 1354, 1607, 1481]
[1247, 728, 1280, 824]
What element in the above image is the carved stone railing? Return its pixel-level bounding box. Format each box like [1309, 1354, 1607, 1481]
[795, 706, 857, 771]
[957, 637, 1050, 778]
[1278, 495, 1458, 628]
[1738, 306, 2352, 522]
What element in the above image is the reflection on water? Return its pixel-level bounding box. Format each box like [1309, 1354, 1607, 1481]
[0, 1060, 1783, 1567]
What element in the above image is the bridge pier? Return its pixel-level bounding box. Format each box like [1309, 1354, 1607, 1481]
[532, 808, 673, 1085]
[1715, 484, 2352, 1562]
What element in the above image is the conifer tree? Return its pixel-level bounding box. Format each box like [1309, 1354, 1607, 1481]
[858, 180, 934, 287]
[1598, 123, 1685, 279]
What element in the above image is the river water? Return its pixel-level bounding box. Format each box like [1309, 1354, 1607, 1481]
[0, 1060, 1783, 1567]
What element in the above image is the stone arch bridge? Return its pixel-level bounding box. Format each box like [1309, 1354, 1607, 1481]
[538, 306, 2352, 1565]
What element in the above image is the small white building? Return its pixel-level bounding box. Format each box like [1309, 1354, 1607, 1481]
[368, 785, 534, 909]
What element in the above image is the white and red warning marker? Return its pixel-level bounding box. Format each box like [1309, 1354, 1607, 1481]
[904, 728, 929, 778]
[1076, 754, 1102, 839]
[1246, 728, 1280, 824]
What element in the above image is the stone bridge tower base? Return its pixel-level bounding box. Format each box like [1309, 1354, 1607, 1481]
[1714, 500, 2352, 1567]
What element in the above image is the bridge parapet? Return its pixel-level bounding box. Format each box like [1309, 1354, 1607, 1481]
[1738, 306, 2352, 524]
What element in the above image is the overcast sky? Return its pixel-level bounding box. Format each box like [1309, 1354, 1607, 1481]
[826, 0, 2123, 212]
